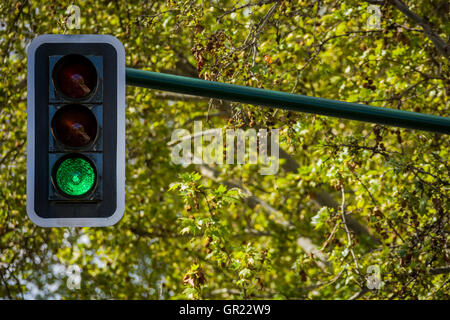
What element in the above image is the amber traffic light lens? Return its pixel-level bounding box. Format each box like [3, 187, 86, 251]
[53, 54, 97, 99]
[51, 104, 98, 148]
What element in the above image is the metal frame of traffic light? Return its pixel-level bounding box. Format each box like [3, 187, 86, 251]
[27, 35, 125, 227]
[126, 68, 450, 135]
[26, 34, 449, 229]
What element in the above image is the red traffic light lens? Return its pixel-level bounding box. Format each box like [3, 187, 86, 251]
[51, 104, 98, 148]
[53, 55, 98, 99]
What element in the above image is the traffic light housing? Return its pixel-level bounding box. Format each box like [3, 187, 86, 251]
[27, 35, 125, 227]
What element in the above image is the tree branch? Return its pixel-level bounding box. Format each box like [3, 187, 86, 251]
[349, 287, 370, 300]
[153, 92, 208, 102]
[428, 266, 450, 275]
[197, 162, 331, 271]
[386, 0, 449, 60]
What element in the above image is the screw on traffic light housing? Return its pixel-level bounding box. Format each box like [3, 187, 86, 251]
[27, 35, 125, 227]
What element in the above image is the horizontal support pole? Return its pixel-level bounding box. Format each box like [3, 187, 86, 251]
[126, 68, 450, 134]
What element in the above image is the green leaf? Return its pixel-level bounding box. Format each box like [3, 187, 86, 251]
[311, 207, 331, 229]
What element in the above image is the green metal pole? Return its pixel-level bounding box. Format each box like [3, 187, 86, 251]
[126, 68, 450, 134]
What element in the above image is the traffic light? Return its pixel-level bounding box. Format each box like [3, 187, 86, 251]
[27, 35, 125, 227]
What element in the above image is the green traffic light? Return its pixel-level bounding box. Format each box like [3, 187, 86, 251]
[54, 156, 96, 197]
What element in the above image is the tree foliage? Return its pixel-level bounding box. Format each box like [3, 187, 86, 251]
[0, 0, 448, 299]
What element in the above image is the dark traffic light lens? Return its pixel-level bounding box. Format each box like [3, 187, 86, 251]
[53, 154, 96, 197]
[51, 104, 98, 148]
[53, 54, 98, 99]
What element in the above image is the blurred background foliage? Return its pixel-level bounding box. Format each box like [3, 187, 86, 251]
[0, 0, 448, 299]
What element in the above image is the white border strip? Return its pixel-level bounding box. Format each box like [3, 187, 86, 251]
[27, 34, 125, 227]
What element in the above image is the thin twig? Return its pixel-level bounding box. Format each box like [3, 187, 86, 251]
[340, 186, 362, 277]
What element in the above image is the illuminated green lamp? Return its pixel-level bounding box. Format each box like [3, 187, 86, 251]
[53, 155, 96, 197]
